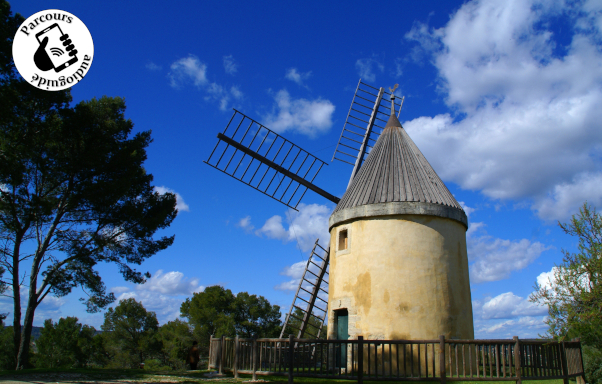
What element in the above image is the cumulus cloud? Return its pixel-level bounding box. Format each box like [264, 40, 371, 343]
[223, 55, 238, 75]
[402, 0, 602, 221]
[154, 186, 190, 212]
[536, 267, 558, 290]
[275, 259, 327, 296]
[111, 270, 205, 324]
[468, 222, 551, 283]
[285, 68, 312, 87]
[472, 291, 548, 338]
[138, 270, 204, 296]
[479, 292, 547, 320]
[254, 203, 331, 252]
[355, 57, 384, 82]
[263, 90, 335, 137]
[169, 55, 207, 88]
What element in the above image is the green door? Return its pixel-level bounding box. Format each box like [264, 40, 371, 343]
[336, 309, 349, 368]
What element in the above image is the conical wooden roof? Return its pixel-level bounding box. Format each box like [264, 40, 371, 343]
[333, 111, 465, 217]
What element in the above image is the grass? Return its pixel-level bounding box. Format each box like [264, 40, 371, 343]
[0, 368, 569, 384]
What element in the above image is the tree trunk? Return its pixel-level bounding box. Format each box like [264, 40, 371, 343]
[15, 258, 39, 369]
[15, 294, 36, 369]
[11, 238, 22, 367]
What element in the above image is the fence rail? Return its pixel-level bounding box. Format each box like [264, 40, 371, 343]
[208, 335, 585, 384]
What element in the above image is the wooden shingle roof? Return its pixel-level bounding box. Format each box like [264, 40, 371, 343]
[333, 112, 465, 214]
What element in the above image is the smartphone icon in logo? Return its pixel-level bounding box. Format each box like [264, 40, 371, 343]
[35, 23, 78, 72]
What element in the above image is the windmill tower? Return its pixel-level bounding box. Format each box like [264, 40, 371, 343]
[327, 86, 473, 342]
[205, 80, 474, 342]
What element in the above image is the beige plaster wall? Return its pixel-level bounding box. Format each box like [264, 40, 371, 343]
[327, 214, 474, 341]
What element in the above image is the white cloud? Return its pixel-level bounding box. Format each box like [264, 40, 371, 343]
[145, 62, 162, 71]
[138, 270, 204, 296]
[402, 0, 602, 221]
[112, 270, 205, 324]
[472, 290, 549, 338]
[468, 222, 551, 283]
[264, 90, 335, 137]
[110, 286, 130, 294]
[223, 55, 238, 75]
[154, 186, 190, 212]
[281, 260, 307, 279]
[205, 83, 244, 111]
[532, 173, 602, 221]
[169, 55, 242, 111]
[254, 203, 331, 252]
[275, 280, 299, 291]
[536, 267, 558, 290]
[480, 292, 547, 320]
[355, 57, 384, 82]
[476, 316, 548, 338]
[285, 68, 312, 86]
[0, 286, 66, 326]
[458, 201, 475, 218]
[168, 55, 207, 88]
[236, 215, 255, 233]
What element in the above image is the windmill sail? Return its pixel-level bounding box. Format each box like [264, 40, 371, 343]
[205, 110, 339, 210]
[280, 239, 329, 339]
[332, 80, 403, 187]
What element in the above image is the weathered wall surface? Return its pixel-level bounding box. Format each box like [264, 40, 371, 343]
[327, 214, 474, 341]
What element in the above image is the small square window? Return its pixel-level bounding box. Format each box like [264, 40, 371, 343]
[338, 229, 348, 251]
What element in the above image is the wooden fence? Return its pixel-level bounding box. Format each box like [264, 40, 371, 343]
[208, 335, 585, 384]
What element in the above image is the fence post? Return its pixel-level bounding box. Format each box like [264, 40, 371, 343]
[575, 338, 586, 384]
[288, 334, 294, 384]
[358, 336, 364, 384]
[252, 338, 258, 381]
[219, 335, 225, 374]
[208, 334, 214, 369]
[440, 335, 446, 384]
[234, 335, 239, 378]
[514, 336, 522, 384]
[560, 340, 569, 384]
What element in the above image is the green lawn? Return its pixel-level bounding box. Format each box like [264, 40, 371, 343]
[0, 368, 568, 384]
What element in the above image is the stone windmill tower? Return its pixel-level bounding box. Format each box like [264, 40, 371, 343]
[327, 87, 473, 342]
[205, 81, 474, 343]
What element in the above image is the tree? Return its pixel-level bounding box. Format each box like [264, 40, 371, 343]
[157, 319, 194, 370]
[35, 316, 98, 368]
[231, 291, 281, 338]
[0, 2, 177, 368]
[180, 286, 282, 355]
[101, 298, 160, 368]
[530, 202, 602, 348]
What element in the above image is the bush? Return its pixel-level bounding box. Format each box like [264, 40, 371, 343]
[0, 326, 15, 369]
[584, 345, 602, 384]
[144, 358, 171, 371]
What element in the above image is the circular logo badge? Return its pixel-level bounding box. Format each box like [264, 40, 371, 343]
[12, 9, 94, 91]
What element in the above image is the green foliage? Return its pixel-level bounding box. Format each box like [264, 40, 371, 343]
[34, 317, 99, 368]
[0, 0, 178, 369]
[180, 285, 282, 355]
[530, 202, 602, 348]
[583, 346, 602, 384]
[0, 326, 14, 370]
[143, 358, 171, 371]
[101, 298, 160, 368]
[156, 319, 193, 370]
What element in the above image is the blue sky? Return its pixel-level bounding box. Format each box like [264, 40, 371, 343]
[4, 0, 602, 339]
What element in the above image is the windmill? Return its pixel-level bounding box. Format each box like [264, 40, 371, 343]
[205, 79, 473, 343]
